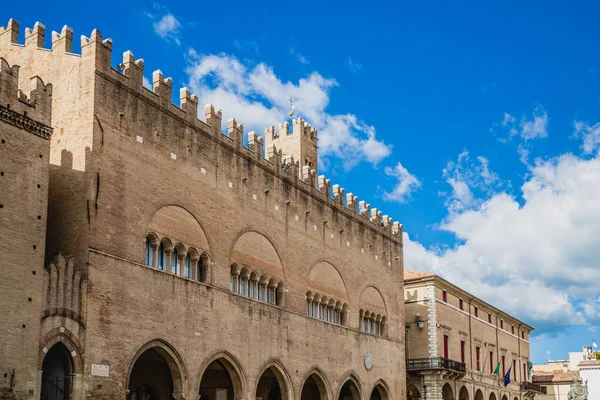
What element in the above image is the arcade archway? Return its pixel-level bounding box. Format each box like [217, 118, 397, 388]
[41, 342, 72, 400]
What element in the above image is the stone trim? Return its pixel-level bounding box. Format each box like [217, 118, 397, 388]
[427, 285, 438, 358]
[0, 104, 52, 139]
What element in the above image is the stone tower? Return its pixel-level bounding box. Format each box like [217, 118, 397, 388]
[264, 117, 318, 178]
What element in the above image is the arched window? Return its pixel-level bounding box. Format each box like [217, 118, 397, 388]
[184, 254, 191, 279]
[276, 281, 284, 306]
[145, 235, 156, 267]
[230, 265, 239, 293]
[258, 276, 267, 302]
[171, 247, 179, 275]
[158, 239, 170, 271]
[198, 254, 209, 283]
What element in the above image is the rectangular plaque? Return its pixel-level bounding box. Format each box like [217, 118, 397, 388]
[91, 364, 109, 377]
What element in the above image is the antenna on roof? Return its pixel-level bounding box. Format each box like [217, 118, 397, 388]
[288, 97, 296, 117]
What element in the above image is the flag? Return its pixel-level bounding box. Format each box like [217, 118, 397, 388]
[493, 362, 501, 375]
[504, 366, 512, 387]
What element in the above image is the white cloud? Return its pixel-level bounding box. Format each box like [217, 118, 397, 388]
[405, 149, 600, 332]
[520, 106, 549, 140]
[147, 7, 181, 45]
[501, 106, 548, 141]
[347, 57, 363, 74]
[441, 150, 501, 212]
[185, 51, 391, 169]
[382, 162, 422, 203]
[290, 47, 308, 65]
[573, 121, 600, 154]
[142, 76, 152, 90]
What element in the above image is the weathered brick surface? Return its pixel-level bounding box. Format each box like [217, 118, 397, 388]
[0, 19, 407, 400]
[0, 57, 52, 399]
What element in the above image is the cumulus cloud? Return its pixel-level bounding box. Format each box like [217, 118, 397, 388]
[382, 162, 422, 203]
[146, 5, 182, 45]
[441, 150, 501, 213]
[573, 121, 600, 154]
[185, 51, 391, 169]
[405, 148, 600, 333]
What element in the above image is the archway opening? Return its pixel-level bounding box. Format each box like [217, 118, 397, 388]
[475, 389, 484, 400]
[442, 383, 454, 400]
[301, 373, 327, 400]
[199, 359, 238, 400]
[407, 385, 421, 400]
[41, 342, 72, 400]
[489, 393, 497, 400]
[339, 379, 360, 400]
[458, 386, 469, 400]
[256, 366, 287, 400]
[128, 348, 174, 400]
[370, 384, 388, 400]
[501, 396, 508, 400]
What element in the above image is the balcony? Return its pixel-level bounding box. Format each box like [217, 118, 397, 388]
[406, 357, 466, 376]
[520, 382, 542, 393]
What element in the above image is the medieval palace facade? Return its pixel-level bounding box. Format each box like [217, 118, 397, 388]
[0, 19, 406, 400]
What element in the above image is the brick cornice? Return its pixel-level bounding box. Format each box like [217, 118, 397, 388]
[0, 104, 52, 139]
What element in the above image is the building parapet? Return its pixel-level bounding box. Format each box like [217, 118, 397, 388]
[0, 57, 52, 137]
[0, 18, 403, 244]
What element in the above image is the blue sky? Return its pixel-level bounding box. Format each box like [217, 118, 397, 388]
[4, 0, 600, 364]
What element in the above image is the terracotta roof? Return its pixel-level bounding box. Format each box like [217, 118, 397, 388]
[532, 370, 580, 383]
[579, 360, 600, 366]
[404, 269, 434, 280]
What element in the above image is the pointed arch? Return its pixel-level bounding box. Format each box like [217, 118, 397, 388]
[370, 380, 390, 400]
[197, 350, 246, 399]
[255, 359, 293, 400]
[337, 371, 363, 400]
[126, 339, 187, 396]
[300, 367, 331, 400]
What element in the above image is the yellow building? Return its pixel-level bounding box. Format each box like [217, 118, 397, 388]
[404, 270, 541, 400]
[531, 371, 579, 400]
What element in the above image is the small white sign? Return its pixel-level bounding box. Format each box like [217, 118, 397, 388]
[253, 194, 257, 200]
[274, 205, 278, 211]
[228, 181, 233, 189]
[201, 167, 207, 175]
[170, 152, 177, 160]
[91, 364, 109, 377]
[136, 135, 144, 143]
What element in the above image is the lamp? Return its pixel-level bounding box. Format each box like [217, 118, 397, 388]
[416, 313, 424, 329]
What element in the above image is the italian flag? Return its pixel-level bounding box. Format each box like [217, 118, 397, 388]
[493, 362, 501, 375]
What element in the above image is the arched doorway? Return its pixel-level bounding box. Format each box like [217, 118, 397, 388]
[370, 383, 389, 400]
[338, 378, 360, 400]
[256, 365, 289, 400]
[442, 383, 454, 400]
[475, 389, 484, 400]
[489, 393, 497, 400]
[301, 372, 328, 400]
[407, 385, 421, 400]
[128, 348, 176, 400]
[458, 386, 469, 400]
[501, 396, 508, 400]
[199, 358, 243, 400]
[41, 342, 72, 400]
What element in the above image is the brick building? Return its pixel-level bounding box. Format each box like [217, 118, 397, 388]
[403, 270, 540, 400]
[0, 56, 52, 400]
[0, 19, 406, 400]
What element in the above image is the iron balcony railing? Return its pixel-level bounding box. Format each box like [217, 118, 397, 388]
[406, 357, 467, 374]
[520, 381, 542, 392]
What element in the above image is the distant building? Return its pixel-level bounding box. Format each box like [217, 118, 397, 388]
[530, 370, 579, 400]
[532, 345, 599, 400]
[404, 270, 539, 400]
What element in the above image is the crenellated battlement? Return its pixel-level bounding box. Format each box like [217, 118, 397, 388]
[0, 18, 402, 243]
[0, 57, 52, 132]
